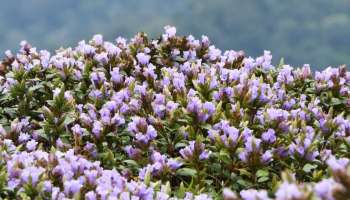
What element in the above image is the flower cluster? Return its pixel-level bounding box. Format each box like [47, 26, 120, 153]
[0, 26, 349, 199]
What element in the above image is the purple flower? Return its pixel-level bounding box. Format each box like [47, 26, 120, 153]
[43, 181, 52, 192]
[85, 191, 97, 200]
[315, 179, 337, 200]
[92, 34, 103, 45]
[92, 121, 103, 138]
[266, 108, 289, 122]
[146, 125, 158, 139]
[245, 137, 261, 153]
[261, 150, 273, 164]
[164, 25, 176, 37]
[124, 146, 141, 160]
[275, 182, 302, 200]
[136, 53, 151, 65]
[84, 170, 98, 185]
[18, 132, 30, 143]
[327, 156, 349, 172]
[261, 129, 276, 144]
[110, 67, 123, 84]
[71, 124, 83, 137]
[21, 166, 44, 185]
[64, 179, 83, 196]
[167, 159, 182, 170]
[223, 188, 237, 200]
[203, 102, 215, 115]
[240, 189, 270, 200]
[166, 101, 179, 112]
[26, 140, 38, 151]
[187, 97, 202, 113]
[208, 46, 221, 61]
[104, 42, 121, 56]
[180, 141, 210, 161]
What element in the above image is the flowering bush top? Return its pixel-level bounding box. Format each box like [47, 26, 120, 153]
[0, 26, 349, 199]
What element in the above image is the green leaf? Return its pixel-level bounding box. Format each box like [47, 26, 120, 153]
[176, 182, 186, 198]
[303, 163, 317, 173]
[257, 176, 270, 183]
[123, 160, 139, 167]
[176, 168, 197, 177]
[256, 169, 269, 178]
[238, 169, 251, 177]
[237, 179, 252, 188]
[199, 123, 211, 130]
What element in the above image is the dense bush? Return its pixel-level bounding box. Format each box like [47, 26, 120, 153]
[0, 26, 350, 199]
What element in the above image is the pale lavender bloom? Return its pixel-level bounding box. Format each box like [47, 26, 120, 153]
[261, 129, 276, 144]
[104, 42, 121, 56]
[164, 25, 176, 37]
[173, 73, 186, 90]
[90, 71, 106, 86]
[143, 63, 157, 79]
[166, 101, 179, 112]
[21, 166, 45, 185]
[89, 89, 103, 100]
[203, 102, 215, 115]
[223, 188, 237, 200]
[275, 182, 303, 200]
[43, 180, 52, 192]
[199, 151, 210, 160]
[208, 46, 221, 61]
[266, 108, 289, 122]
[327, 156, 349, 172]
[146, 125, 157, 140]
[85, 191, 97, 200]
[92, 121, 103, 138]
[64, 179, 83, 196]
[40, 50, 51, 68]
[201, 35, 210, 46]
[245, 136, 261, 153]
[315, 178, 337, 200]
[18, 132, 30, 143]
[136, 52, 151, 65]
[124, 146, 141, 160]
[240, 189, 270, 200]
[7, 179, 20, 190]
[79, 41, 96, 55]
[92, 34, 103, 45]
[154, 94, 165, 105]
[64, 91, 74, 101]
[80, 113, 93, 126]
[239, 151, 248, 163]
[194, 194, 212, 200]
[187, 97, 202, 114]
[84, 170, 98, 185]
[94, 52, 109, 64]
[167, 159, 182, 170]
[26, 139, 38, 151]
[277, 65, 294, 85]
[134, 83, 148, 96]
[110, 67, 123, 84]
[261, 150, 273, 164]
[256, 50, 273, 71]
[180, 141, 210, 161]
[71, 124, 83, 137]
[111, 114, 125, 126]
[241, 128, 253, 141]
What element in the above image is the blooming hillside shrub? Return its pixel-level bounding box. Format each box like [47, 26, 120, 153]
[0, 26, 350, 199]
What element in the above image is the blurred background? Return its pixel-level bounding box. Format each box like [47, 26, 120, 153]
[0, 0, 349, 70]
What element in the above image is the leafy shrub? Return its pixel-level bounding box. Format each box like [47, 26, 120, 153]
[0, 26, 349, 199]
